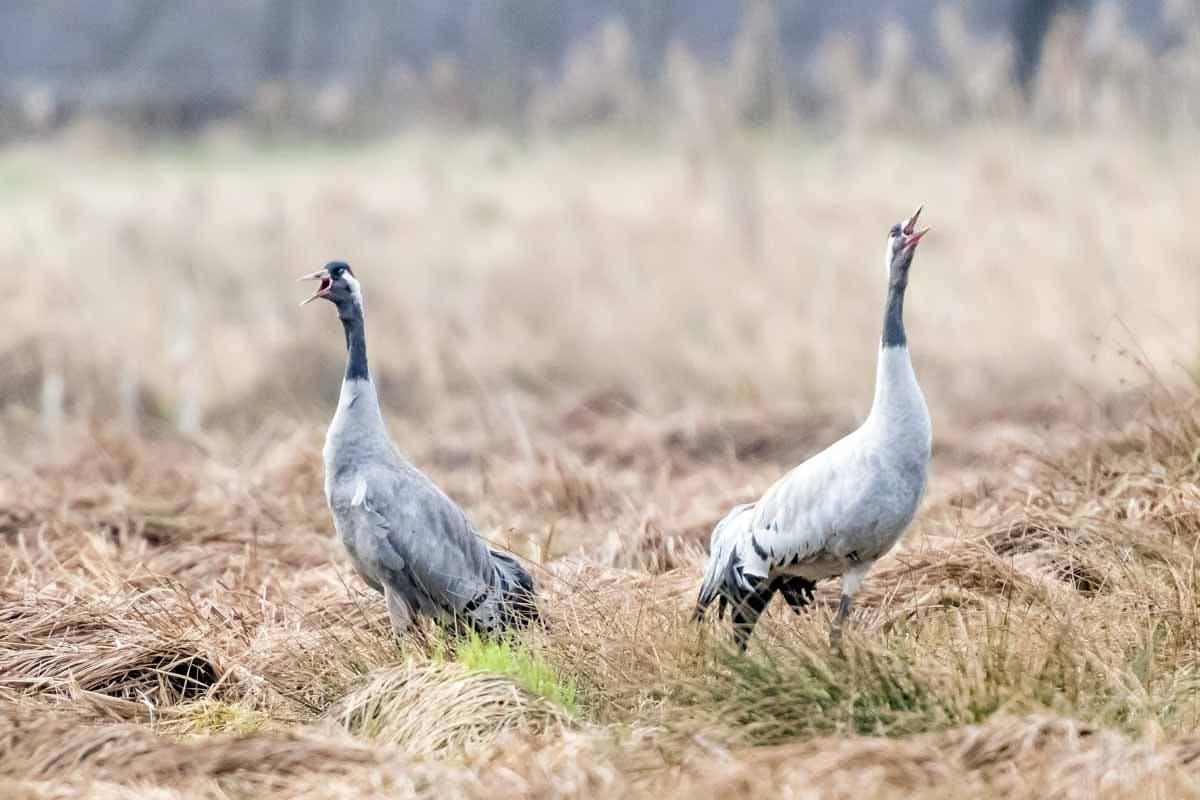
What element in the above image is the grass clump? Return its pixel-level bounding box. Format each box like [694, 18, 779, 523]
[327, 659, 572, 754]
[686, 601, 1198, 748]
[167, 699, 274, 736]
[442, 632, 578, 714]
[692, 632, 958, 744]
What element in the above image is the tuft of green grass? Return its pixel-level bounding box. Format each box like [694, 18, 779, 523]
[680, 605, 1197, 747]
[439, 632, 578, 714]
[696, 633, 958, 743]
[168, 699, 274, 736]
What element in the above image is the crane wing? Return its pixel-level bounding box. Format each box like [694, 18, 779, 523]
[742, 437, 871, 572]
[354, 467, 504, 626]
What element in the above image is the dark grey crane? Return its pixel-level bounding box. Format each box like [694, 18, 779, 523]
[301, 261, 537, 637]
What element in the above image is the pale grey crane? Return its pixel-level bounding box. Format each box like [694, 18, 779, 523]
[301, 261, 537, 637]
[695, 207, 932, 650]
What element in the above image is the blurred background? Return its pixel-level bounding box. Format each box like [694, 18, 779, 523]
[5, 7, 1200, 791]
[0, 0, 1195, 450]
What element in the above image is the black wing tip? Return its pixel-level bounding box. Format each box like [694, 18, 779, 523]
[490, 549, 541, 631]
[491, 549, 537, 592]
[750, 534, 769, 561]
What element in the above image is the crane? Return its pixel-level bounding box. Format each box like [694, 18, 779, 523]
[301, 261, 537, 638]
[695, 207, 932, 650]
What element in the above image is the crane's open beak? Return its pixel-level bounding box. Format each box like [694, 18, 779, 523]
[901, 204, 929, 248]
[299, 269, 331, 306]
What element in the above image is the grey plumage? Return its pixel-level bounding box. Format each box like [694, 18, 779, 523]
[303, 261, 537, 637]
[695, 207, 932, 650]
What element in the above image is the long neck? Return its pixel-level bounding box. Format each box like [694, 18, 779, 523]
[870, 344, 917, 416]
[340, 304, 369, 382]
[881, 278, 907, 349]
[869, 277, 925, 424]
[327, 301, 390, 459]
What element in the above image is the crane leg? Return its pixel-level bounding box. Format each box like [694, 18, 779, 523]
[830, 563, 870, 652]
[730, 577, 774, 652]
[830, 594, 852, 651]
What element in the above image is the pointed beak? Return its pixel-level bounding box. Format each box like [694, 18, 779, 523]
[299, 269, 331, 306]
[902, 204, 923, 236]
[906, 226, 930, 248]
[902, 205, 928, 249]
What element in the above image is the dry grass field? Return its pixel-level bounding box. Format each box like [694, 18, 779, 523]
[2, 113, 1200, 798]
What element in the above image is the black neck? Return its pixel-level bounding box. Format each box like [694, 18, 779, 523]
[339, 302, 369, 381]
[882, 279, 907, 349]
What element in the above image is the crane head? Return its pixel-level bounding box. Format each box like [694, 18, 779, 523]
[885, 205, 929, 279]
[299, 261, 361, 310]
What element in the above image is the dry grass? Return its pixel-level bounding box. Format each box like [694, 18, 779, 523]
[328, 660, 572, 754]
[4, 341, 1199, 798]
[3, 36, 1200, 793]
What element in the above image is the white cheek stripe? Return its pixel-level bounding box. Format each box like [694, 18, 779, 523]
[345, 274, 364, 313]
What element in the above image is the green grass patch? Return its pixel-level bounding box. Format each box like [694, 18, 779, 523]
[682, 608, 1193, 746]
[701, 635, 959, 743]
[439, 632, 578, 713]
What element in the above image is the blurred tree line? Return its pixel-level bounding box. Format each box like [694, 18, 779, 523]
[0, 0, 1183, 135]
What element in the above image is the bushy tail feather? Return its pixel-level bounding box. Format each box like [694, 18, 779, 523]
[694, 502, 755, 621]
[694, 539, 732, 619]
[490, 549, 540, 629]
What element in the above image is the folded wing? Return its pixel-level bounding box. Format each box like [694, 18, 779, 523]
[356, 467, 537, 634]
